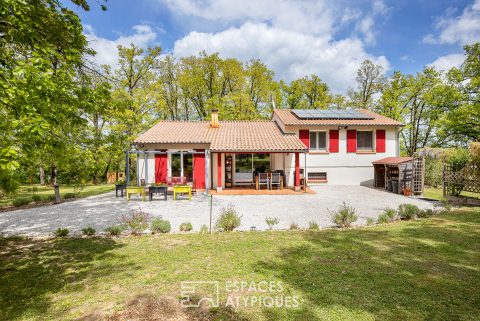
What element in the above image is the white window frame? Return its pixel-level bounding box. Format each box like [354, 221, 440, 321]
[356, 130, 375, 152]
[309, 131, 328, 152]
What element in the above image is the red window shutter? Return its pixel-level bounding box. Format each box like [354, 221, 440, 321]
[299, 130, 309, 149]
[155, 154, 168, 183]
[193, 151, 206, 189]
[329, 130, 339, 153]
[347, 130, 357, 153]
[376, 130, 386, 153]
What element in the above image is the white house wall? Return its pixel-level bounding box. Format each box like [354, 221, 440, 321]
[283, 126, 399, 186]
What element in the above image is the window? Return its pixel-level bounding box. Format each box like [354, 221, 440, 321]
[357, 131, 374, 151]
[309, 131, 327, 151]
[308, 172, 327, 181]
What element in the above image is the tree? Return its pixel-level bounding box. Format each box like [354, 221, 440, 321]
[280, 75, 333, 109]
[348, 59, 386, 109]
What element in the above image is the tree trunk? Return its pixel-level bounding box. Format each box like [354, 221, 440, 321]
[52, 165, 61, 204]
[39, 166, 45, 185]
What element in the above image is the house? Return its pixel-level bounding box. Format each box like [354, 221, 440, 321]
[132, 109, 403, 191]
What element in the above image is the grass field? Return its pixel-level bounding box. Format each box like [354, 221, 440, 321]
[0, 207, 479, 320]
[423, 187, 479, 201]
[0, 184, 115, 207]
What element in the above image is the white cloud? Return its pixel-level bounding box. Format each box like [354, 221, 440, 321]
[423, 0, 480, 45]
[430, 53, 465, 71]
[85, 24, 158, 67]
[173, 22, 389, 93]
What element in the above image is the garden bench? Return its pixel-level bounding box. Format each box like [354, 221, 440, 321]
[126, 186, 146, 201]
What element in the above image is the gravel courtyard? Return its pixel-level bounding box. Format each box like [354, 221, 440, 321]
[0, 186, 434, 236]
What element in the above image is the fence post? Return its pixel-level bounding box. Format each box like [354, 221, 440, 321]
[209, 195, 213, 234]
[442, 163, 447, 197]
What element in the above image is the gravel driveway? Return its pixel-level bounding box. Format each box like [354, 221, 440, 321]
[0, 186, 434, 236]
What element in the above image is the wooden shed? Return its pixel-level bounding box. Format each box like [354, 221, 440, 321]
[372, 157, 424, 196]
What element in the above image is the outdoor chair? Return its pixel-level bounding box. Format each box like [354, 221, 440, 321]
[258, 173, 269, 190]
[270, 173, 281, 190]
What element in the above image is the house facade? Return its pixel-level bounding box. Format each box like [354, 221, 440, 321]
[132, 109, 403, 190]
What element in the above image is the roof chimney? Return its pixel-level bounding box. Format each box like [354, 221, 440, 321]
[210, 109, 219, 128]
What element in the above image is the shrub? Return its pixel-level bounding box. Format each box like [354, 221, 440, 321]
[215, 204, 242, 232]
[46, 194, 56, 202]
[308, 221, 319, 230]
[105, 225, 124, 236]
[398, 204, 420, 220]
[383, 207, 397, 220]
[81, 227, 96, 236]
[179, 222, 193, 232]
[12, 197, 33, 207]
[377, 213, 391, 224]
[118, 210, 150, 235]
[200, 224, 209, 234]
[417, 208, 435, 218]
[265, 217, 280, 230]
[151, 218, 171, 234]
[32, 194, 43, 202]
[330, 202, 358, 228]
[63, 192, 76, 199]
[54, 228, 69, 237]
[289, 222, 299, 230]
[366, 217, 375, 225]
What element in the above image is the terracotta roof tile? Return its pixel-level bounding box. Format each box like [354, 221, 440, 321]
[273, 108, 404, 126]
[135, 121, 308, 152]
[372, 157, 413, 165]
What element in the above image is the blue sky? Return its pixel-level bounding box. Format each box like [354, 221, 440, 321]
[69, 0, 480, 93]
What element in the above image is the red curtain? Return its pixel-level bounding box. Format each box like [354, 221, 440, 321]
[155, 154, 168, 183]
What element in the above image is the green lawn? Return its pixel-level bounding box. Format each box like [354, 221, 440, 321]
[424, 187, 479, 201]
[0, 184, 115, 207]
[0, 208, 479, 321]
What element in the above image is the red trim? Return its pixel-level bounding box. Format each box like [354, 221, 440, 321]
[193, 152, 206, 189]
[154, 154, 168, 183]
[299, 130, 309, 149]
[376, 130, 386, 153]
[217, 153, 222, 188]
[329, 130, 339, 153]
[295, 152, 300, 187]
[347, 130, 357, 153]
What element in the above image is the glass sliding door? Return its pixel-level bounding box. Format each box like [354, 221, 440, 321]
[170, 152, 193, 182]
[183, 153, 193, 182]
[253, 154, 270, 175]
[235, 154, 253, 184]
[171, 153, 181, 177]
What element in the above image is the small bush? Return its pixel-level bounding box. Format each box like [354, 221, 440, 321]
[63, 192, 76, 199]
[54, 228, 69, 237]
[118, 210, 150, 235]
[179, 222, 193, 232]
[215, 204, 242, 232]
[398, 204, 420, 220]
[308, 221, 319, 230]
[105, 225, 124, 236]
[265, 217, 280, 230]
[377, 213, 391, 224]
[200, 224, 209, 234]
[12, 197, 33, 207]
[289, 222, 299, 230]
[32, 194, 43, 202]
[46, 194, 56, 202]
[366, 217, 375, 225]
[151, 218, 171, 234]
[81, 227, 96, 236]
[417, 208, 435, 218]
[330, 202, 358, 228]
[383, 207, 397, 220]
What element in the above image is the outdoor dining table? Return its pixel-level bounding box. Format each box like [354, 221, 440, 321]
[148, 185, 168, 201]
[126, 186, 146, 201]
[173, 185, 192, 200]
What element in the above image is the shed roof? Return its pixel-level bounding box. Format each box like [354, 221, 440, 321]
[134, 120, 308, 152]
[372, 157, 413, 165]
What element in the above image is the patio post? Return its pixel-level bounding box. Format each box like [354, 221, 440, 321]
[125, 150, 130, 186]
[217, 153, 222, 192]
[204, 149, 210, 195]
[294, 152, 300, 191]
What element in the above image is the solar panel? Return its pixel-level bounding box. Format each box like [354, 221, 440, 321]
[291, 109, 374, 120]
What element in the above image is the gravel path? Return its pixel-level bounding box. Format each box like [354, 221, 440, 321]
[0, 186, 434, 236]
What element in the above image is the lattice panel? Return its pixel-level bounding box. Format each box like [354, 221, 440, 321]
[444, 163, 480, 194]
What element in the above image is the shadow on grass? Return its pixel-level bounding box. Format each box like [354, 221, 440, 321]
[257, 212, 480, 320]
[0, 237, 129, 321]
